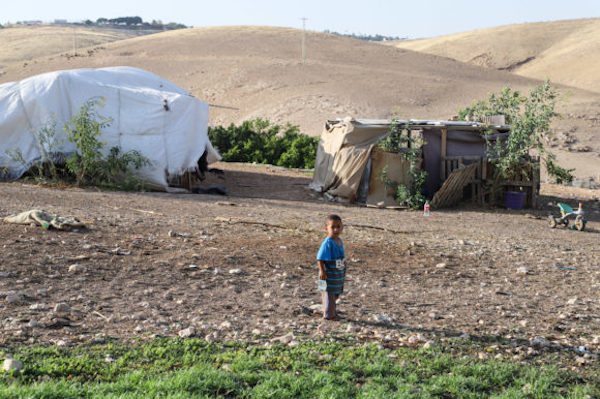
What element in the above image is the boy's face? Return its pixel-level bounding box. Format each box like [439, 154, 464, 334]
[325, 219, 343, 239]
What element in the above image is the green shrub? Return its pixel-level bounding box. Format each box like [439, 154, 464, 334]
[379, 121, 427, 210]
[5, 97, 150, 190]
[63, 98, 151, 189]
[208, 118, 318, 169]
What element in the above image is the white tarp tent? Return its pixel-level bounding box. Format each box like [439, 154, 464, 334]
[0, 66, 220, 189]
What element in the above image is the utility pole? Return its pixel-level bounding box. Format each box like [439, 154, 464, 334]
[301, 17, 307, 64]
[72, 27, 76, 56]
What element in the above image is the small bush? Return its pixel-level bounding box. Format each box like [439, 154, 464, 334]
[379, 121, 427, 210]
[208, 118, 318, 169]
[6, 98, 151, 190]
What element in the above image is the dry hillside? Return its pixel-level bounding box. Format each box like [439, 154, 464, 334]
[0, 24, 144, 67]
[390, 18, 600, 93]
[0, 24, 598, 181]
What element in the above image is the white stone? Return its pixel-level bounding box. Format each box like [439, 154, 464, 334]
[423, 341, 435, 348]
[567, 297, 578, 305]
[178, 327, 195, 338]
[229, 269, 242, 275]
[220, 321, 232, 330]
[68, 264, 86, 273]
[435, 263, 447, 268]
[516, 267, 529, 275]
[54, 303, 70, 313]
[29, 303, 47, 311]
[373, 313, 393, 323]
[3, 358, 23, 372]
[271, 332, 295, 344]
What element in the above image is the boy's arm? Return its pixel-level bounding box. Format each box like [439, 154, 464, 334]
[318, 260, 327, 280]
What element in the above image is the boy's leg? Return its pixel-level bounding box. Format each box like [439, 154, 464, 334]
[322, 291, 337, 319]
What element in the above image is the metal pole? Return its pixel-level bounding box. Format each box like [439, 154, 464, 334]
[301, 17, 307, 64]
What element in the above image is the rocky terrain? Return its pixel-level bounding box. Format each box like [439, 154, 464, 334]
[1, 163, 599, 365]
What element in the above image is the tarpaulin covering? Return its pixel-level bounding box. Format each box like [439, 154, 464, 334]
[0, 66, 220, 189]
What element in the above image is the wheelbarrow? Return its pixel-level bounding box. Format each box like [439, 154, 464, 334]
[548, 202, 586, 231]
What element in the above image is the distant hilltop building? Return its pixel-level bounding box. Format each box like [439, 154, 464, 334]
[18, 20, 43, 25]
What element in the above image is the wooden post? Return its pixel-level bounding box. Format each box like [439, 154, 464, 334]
[440, 128, 447, 181]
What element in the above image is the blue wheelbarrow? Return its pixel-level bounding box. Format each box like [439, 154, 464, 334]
[548, 202, 586, 231]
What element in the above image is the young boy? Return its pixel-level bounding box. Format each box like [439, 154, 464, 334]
[317, 214, 346, 320]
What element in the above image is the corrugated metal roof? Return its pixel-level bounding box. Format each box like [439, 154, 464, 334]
[335, 118, 510, 131]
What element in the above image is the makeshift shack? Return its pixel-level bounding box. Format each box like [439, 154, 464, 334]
[0, 66, 220, 190]
[310, 117, 540, 208]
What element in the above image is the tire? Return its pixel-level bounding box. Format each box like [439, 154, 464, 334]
[548, 216, 557, 228]
[575, 215, 585, 231]
[563, 218, 569, 228]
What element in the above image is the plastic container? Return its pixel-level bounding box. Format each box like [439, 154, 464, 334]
[505, 191, 526, 210]
[423, 200, 430, 217]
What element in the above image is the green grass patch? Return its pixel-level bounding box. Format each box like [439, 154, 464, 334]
[0, 338, 597, 398]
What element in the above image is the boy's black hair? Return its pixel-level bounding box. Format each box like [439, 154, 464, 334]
[327, 214, 342, 223]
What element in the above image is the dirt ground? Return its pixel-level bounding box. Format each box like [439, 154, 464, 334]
[1, 162, 600, 355]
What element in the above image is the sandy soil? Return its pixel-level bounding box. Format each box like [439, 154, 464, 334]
[1, 163, 600, 354]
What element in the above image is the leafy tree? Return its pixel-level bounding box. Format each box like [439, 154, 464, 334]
[458, 81, 574, 185]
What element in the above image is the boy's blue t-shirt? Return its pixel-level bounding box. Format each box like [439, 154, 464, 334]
[317, 237, 346, 294]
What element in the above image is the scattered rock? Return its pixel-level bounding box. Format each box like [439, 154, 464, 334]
[205, 331, 220, 342]
[435, 262, 447, 268]
[271, 332, 295, 344]
[178, 327, 196, 338]
[299, 305, 313, 315]
[219, 321, 232, 330]
[5, 293, 25, 305]
[2, 358, 23, 372]
[373, 313, 393, 323]
[516, 267, 530, 275]
[29, 303, 47, 311]
[168, 230, 189, 238]
[423, 341, 435, 349]
[531, 336, 551, 348]
[68, 264, 86, 273]
[428, 312, 442, 320]
[53, 303, 70, 313]
[229, 269, 243, 275]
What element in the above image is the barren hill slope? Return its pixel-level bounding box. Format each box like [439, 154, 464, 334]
[0, 25, 598, 180]
[391, 18, 600, 93]
[0, 24, 143, 67]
